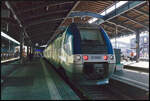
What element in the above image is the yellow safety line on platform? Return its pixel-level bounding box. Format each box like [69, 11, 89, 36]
[40, 58, 62, 100]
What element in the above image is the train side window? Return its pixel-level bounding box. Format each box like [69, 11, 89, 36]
[63, 32, 72, 55]
[64, 32, 68, 45]
[68, 35, 73, 55]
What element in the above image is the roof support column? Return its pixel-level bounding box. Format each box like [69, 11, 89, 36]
[27, 45, 29, 57]
[147, 1, 149, 6]
[115, 25, 118, 48]
[148, 39, 149, 59]
[72, 17, 74, 23]
[136, 30, 140, 62]
[33, 46, 35, 56]
[20, 29, 24, 64]
[30, 45, 32, 55]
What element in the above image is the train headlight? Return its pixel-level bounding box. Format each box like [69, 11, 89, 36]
[74, 55, 81, 61]
[110, 55, 114, 60]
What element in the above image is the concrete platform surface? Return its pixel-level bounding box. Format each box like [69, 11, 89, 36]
[121, 61, 149, 68]
[1, 58, 79, 100]
[113, 69, 149, 85]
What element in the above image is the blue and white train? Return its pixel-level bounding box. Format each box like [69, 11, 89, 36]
[43, 23, 116, 85]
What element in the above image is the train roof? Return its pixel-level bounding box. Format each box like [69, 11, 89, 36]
[70, 23, 100, 29]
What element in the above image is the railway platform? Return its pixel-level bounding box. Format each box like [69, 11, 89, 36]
[113, 67, 149, 91]
[121, 60, 149, 68]
[1, 58, 79, 100]
[1, 57, 149, 100]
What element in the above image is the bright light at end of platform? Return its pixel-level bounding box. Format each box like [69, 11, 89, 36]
[1, 31, 20, 45]
[40, 45, 47, 47]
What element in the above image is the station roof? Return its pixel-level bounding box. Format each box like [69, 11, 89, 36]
[1, 1, 149, 46]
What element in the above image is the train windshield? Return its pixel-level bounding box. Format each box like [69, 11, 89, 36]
[79, 28, 105, 45]
[79, 28, 107, 54]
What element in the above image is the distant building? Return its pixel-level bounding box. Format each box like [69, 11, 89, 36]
[130, 34, 149, 58]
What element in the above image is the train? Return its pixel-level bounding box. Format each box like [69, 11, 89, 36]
[43, 23, 116, 85]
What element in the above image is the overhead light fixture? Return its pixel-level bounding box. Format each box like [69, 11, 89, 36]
[88, 18, 98, 24]
[40, 45, 47, 47]
[1, 31, 20, 45]
[88, 1, 128, 24]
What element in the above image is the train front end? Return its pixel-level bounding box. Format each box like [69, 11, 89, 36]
[71, 23, 116, 84]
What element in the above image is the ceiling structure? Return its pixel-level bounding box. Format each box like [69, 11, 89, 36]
[1, 1, 149, 47]
[101, 1, 149, 38]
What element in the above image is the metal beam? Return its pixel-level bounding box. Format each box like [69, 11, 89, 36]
[102, 23, 130, 38]
[25, 17, 64, 28]
[5, 1, 32, 44]
[19, 29, 24, 64]
[120, 15, 149, 30]
[142, 19, 149, 25]
[110, 17, 146, 32]
[5, 2, 22, 27]
[1, 9, 10, 18]
[17, 1, 74, 14]
[98, 1, 147, 25]
[46, 1, 80, 46]
[102, 23, 123, 34]
[32, 36, 50, 43]
[2, 18, 18, 26]
[121, 19, 129, 24]
[105, 1, 147, 20]
[27, 26, 56, 33]
[30, 31, 54, 38]
[92, 1, 114, 6]
[23, 9, 69, 21]
[132, 9, 149, 17]
[120, 14, 143, 24]
[69, 11, 104, 19]
[110, 31, 133, 39]
[106, 21, 135, 33]
[147, 1, 149, 6]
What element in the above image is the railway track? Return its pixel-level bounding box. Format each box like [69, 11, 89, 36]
[75, 84, 124, 100]
[44, 58, 149, 100]
[44, 58, 133, 100]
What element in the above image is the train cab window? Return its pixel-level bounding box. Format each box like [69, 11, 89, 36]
[79, 28, 105, 45]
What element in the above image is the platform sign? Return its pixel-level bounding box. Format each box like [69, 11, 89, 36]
[35, 49, 43, 52]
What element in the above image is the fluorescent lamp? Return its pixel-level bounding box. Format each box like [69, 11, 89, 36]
[88, 18, 98, 24]
[101, 12, 105, 16]
[116, 1, 128, 8]
[40, 45, 47, 47]
[106, 5, 115, 14]
[88, 1, 128, 24]
[1, 32, 20, 45]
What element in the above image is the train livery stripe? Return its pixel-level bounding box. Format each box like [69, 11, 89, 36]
[99, 26, 113, 54]
[68, 23, 81, 54]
